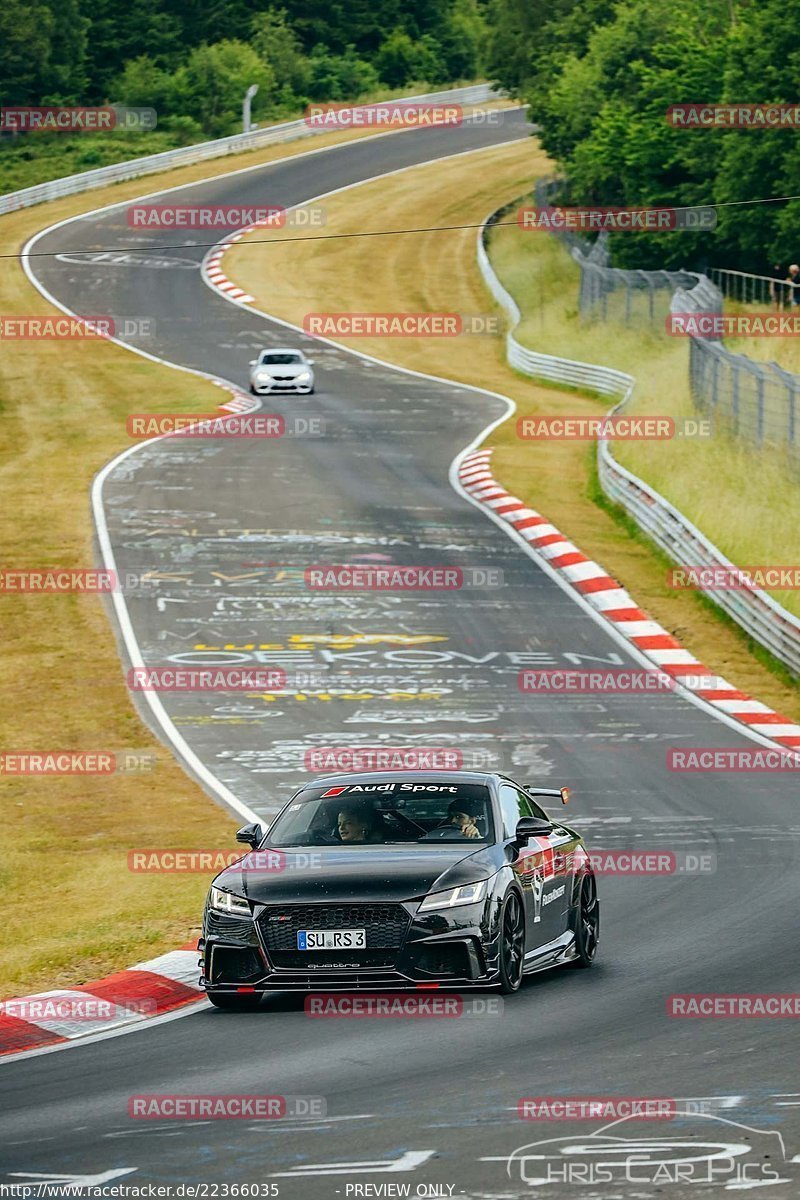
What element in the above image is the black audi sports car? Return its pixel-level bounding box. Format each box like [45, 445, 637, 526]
[199, 771, 599, 1009]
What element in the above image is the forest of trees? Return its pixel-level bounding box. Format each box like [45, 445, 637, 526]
[2, 0, 798, 272]
[486, 0, 800, 272]
[0, 0, 488, 137]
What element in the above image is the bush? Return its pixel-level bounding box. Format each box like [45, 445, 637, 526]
[307, 46, 380, 102]
[171, 41, 276, 137]
[374, 31, 436, 88]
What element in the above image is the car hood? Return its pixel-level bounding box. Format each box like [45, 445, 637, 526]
[255, 364, 306, 375]
[215, 843, 498, 904]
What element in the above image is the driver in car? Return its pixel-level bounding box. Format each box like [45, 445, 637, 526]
[337, 803, 384, 843]
[440, 799, 482, 839]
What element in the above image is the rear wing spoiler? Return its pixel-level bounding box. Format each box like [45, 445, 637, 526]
[525, 786, 571, 806]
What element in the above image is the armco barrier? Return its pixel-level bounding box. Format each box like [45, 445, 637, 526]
[0, 85, 495, 216]
[476, 215, 800, 677]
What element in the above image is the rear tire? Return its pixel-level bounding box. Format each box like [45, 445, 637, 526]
[207, 991, 262, 1011]
[498, 890, 525, 994]
[571, 873, 600, 968]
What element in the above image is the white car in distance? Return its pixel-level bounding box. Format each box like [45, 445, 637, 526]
[249, 348, 315, 394]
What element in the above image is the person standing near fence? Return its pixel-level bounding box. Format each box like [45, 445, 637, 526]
[770, 262, 787, 309]
[786, 263, 800, 306]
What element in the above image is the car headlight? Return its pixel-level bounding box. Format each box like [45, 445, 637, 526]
[296, 371, 311, 382]
[256, 371, 272, 381]
[209, 885, 251, 916]
[418, 880, 487, 911]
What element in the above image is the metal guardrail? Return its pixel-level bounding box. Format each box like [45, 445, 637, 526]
[0, 85, 495, 216]
[476, 213, 800, 677]
[711, 266, 800, 307]
[476, 226, 633, 396]
[597, 413, 800, 676]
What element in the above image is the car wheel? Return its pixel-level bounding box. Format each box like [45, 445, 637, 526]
[207, 991, 262, 1011]
[309, 386, 315, 394]
[498, 890, 525, 993]
[571, 873, 600, 968]
[249, 384, 256, 394]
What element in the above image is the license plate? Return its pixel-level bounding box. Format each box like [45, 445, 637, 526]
[297, 929, 366, 950]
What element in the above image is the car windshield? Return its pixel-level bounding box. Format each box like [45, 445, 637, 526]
[267, 782, 494, 847]
[260, 353, 302, 364]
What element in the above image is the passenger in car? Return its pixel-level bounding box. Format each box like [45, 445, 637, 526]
[336, 803, 385, 843]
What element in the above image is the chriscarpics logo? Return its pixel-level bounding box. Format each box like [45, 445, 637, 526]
[501, 1111, 800, 1188]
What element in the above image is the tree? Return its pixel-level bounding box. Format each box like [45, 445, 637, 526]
[111, 55, 175, 111]
[250, 9, 311, 99]
[435, 0, 486, 80]
[171, 40, 276, 136]
[42, 0, 88, 103]
[0, 0, 54, 107]
[375, 30, 435, 87]
[307, 46, 380, 102]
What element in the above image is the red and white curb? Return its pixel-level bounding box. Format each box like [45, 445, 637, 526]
[459, 449, 800, 750]
[205, 236, 255, 303]
[211, 379, 260, 414]
[0, 942, 203, 1057]
[205, 219, 284, 305]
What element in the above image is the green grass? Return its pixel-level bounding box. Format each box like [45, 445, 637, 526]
[487, 219, 800, 620]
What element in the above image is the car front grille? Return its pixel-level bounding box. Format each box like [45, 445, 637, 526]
[271, 376, 298, 382]
[259, 904, 410, 963]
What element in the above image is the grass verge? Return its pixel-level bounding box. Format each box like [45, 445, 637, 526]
[225, 135, 800, 726]
[487, 221, 800, 621]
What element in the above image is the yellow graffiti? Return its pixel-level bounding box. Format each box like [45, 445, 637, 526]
[193, 634, 449, 652]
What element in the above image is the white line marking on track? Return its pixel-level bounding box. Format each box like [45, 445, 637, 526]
[270, 1150, 436, 1176]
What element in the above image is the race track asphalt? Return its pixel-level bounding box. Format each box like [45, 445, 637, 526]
[3, 108, 799, 1197]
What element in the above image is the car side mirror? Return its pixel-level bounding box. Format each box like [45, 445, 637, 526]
[235, 823, 263, 848]
[249, 359, 256, 366]
[306, 359, 315, 365]
[514, 816, 553, 844]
